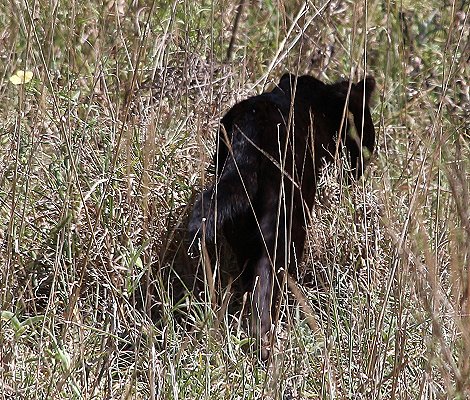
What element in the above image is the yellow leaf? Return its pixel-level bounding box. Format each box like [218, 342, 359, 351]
[9, 70, 33, 85]
[9, 75, 22, 85]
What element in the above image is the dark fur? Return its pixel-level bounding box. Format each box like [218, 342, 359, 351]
[188, 73, 376, 359]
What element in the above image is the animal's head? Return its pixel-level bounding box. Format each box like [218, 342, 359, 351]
[276, 73, 376, 180]
[341, 76, 376, 179]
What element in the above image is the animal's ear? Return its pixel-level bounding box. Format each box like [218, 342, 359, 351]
[277, 73, 297, 94]
[353, 76, 375, 104]
[279, 72, 296, 83]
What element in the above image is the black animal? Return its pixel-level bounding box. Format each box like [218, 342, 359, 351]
[188, 73, 376, 359]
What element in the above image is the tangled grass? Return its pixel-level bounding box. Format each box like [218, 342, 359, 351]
[1, 0, 468, 398]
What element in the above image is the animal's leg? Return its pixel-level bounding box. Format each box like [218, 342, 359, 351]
[250, 206, 285, 361]
[252, 253, 275, 361]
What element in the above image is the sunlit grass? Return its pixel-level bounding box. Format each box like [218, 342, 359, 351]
[1, 0, 468, 398]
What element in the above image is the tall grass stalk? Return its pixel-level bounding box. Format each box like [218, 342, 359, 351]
[0, 0, 468, 398]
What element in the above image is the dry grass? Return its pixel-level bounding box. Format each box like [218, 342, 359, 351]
[1, 0, 469, 398]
